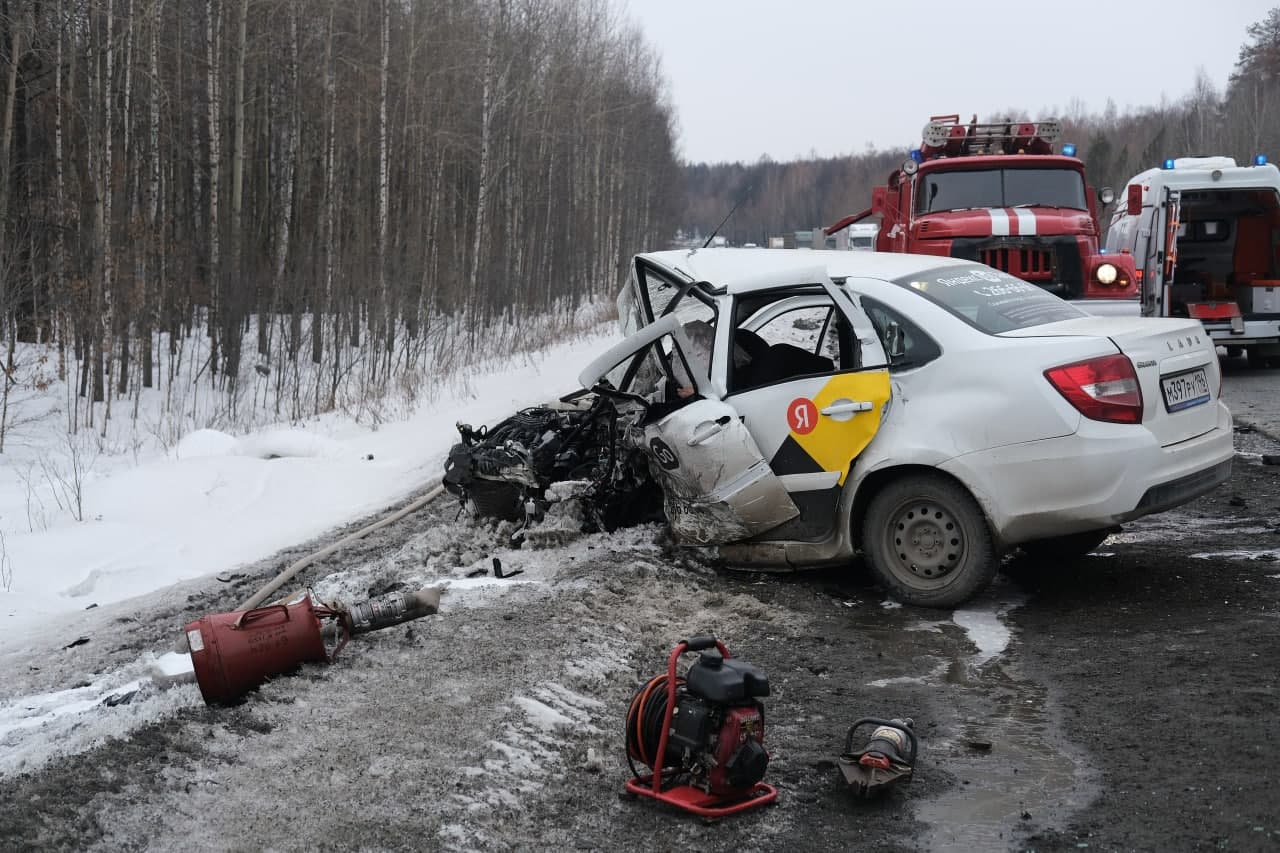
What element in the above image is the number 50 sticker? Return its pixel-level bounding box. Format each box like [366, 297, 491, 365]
[788, 398, 818, 435]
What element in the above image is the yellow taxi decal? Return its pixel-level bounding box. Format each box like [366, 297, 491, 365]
[787, 371, 891, 484]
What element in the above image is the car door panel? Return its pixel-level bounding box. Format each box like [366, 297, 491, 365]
[579, 314, 798, 545]
[726, 277, 892, 542]
[642, 398, 800, 545]
[734, 371, 891, 481]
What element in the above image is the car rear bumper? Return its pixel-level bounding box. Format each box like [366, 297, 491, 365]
[939, 401, 1235, 547]
[1201, 318, 1280, 347]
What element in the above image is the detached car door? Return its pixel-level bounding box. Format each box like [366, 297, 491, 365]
[579, 315, 799, 546]
[721, 270, 892, 541]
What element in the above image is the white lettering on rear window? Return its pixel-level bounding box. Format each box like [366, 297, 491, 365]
[935, 269, 1007, 287]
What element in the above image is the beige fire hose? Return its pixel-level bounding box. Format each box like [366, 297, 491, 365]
[237, 479, 446, 612]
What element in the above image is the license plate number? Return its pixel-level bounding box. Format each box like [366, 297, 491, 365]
[1161, 367, 1210, 413]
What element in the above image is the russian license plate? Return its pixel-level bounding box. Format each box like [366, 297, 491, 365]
[1161, 367, 1211, 413]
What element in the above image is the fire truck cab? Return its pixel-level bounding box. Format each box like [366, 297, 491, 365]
[1105, 156, 1280, 367]
[827, 115, 1138, 314]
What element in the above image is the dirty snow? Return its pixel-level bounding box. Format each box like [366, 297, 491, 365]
[1192, 549, 1280, 562]
[0, 320, 622, 778]
[0, 648, 204, 776]
[0, 324, 619, 641]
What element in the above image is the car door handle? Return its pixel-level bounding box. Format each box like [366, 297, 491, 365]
[688, 415, 732, 446]
[821, 401, 873, 416]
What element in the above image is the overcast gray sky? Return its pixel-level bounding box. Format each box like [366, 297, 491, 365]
[621, 0, 1277, 164]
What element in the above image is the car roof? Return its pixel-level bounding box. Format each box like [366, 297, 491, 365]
[638, 248, 970, 294]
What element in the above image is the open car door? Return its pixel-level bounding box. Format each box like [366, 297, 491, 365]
[619, 256, 695, 336]
[580, 315, 799, 545]
[715, 269, 892, 541]
[1152, 187, 1181, 317]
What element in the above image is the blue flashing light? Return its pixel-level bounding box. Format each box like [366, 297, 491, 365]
[1100, 248, 1108, 254]
[909, 148, 924, 163]
[1062, 143, 1077, 157]
[1255, 153, 1268, 166]
[1162, 158, 1176, 170]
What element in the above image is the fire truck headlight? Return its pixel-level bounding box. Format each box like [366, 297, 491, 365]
[902, 158, 919, 176]
[1096, 263, 1118, 285]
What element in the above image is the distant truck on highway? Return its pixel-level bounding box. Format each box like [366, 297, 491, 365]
[826, 114, 1138, 314]
[846, 223, 878, 250]
[1105, 156, 1280, 367]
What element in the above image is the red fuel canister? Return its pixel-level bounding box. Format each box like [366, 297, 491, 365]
[184, 593, 346, 705]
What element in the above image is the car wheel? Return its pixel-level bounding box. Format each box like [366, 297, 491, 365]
[861, 474, 996, 608]
[1017, 529, 1112, 563]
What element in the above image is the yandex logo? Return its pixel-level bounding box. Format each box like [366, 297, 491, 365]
[787, 398, 818, 435]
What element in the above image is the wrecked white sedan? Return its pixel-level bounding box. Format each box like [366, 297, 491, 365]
[448, 249, 1234, 607]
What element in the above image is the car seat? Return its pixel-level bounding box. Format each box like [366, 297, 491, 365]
[733, 329, 771, 362]
[737, 343, 834, 389]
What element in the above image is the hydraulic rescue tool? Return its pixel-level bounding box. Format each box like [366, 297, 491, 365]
[623, 636, 776, 819]
[184, 587, 441, 705]
[837, 717, 918, 797]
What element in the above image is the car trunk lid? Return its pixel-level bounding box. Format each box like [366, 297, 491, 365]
[1002, 317, 1221, 447]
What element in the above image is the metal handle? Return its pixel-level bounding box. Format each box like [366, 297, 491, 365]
[821, 400, 873, 416]
[682, 635, 719, 652]
[687, 415, 732, 446]
[233, 603, 290, 630]
[843, 717, 918, 764]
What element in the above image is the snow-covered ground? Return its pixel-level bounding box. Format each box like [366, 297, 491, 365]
[0, 320, 620, 641]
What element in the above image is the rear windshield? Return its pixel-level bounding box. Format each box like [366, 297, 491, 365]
[892, 266, 1085, 333]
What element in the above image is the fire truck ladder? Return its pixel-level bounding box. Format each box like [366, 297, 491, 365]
[921, 115, 1062, 158]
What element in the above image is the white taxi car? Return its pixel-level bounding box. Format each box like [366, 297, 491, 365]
[581, 249, 1234, 607]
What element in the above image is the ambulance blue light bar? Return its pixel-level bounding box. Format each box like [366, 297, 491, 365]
[1162, 158, 1176, 170]
[1255, 154, 1268, 166]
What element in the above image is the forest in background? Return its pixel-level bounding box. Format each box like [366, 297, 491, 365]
[679, 8, 1280, 247]
[0, 0, 680, 437]
[7, 2, 1280, 444]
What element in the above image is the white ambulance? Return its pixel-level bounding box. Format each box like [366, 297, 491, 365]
[1105, 156, 1280, 367]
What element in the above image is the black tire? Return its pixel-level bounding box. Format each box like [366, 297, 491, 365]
[1017, 529, 1111, 563]
[861, 473, 996, 608]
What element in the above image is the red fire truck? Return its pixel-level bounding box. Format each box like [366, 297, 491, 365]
[827, 115, 1138, 314]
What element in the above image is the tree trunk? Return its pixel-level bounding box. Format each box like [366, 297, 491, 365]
[205, 0, 222, 377]
[227, 0, 247, 380]
[377, 0, 390, 358]
[143, 0, 164, 389]
[0, 0, 24, 234]
[469, 0, 506, 323]
[53, 0, 67, 383]
[314, 3, 336, 378]
[274, 0, 298, 360]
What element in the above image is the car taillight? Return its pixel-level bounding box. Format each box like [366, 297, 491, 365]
[1044, 354, 1144, 424]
